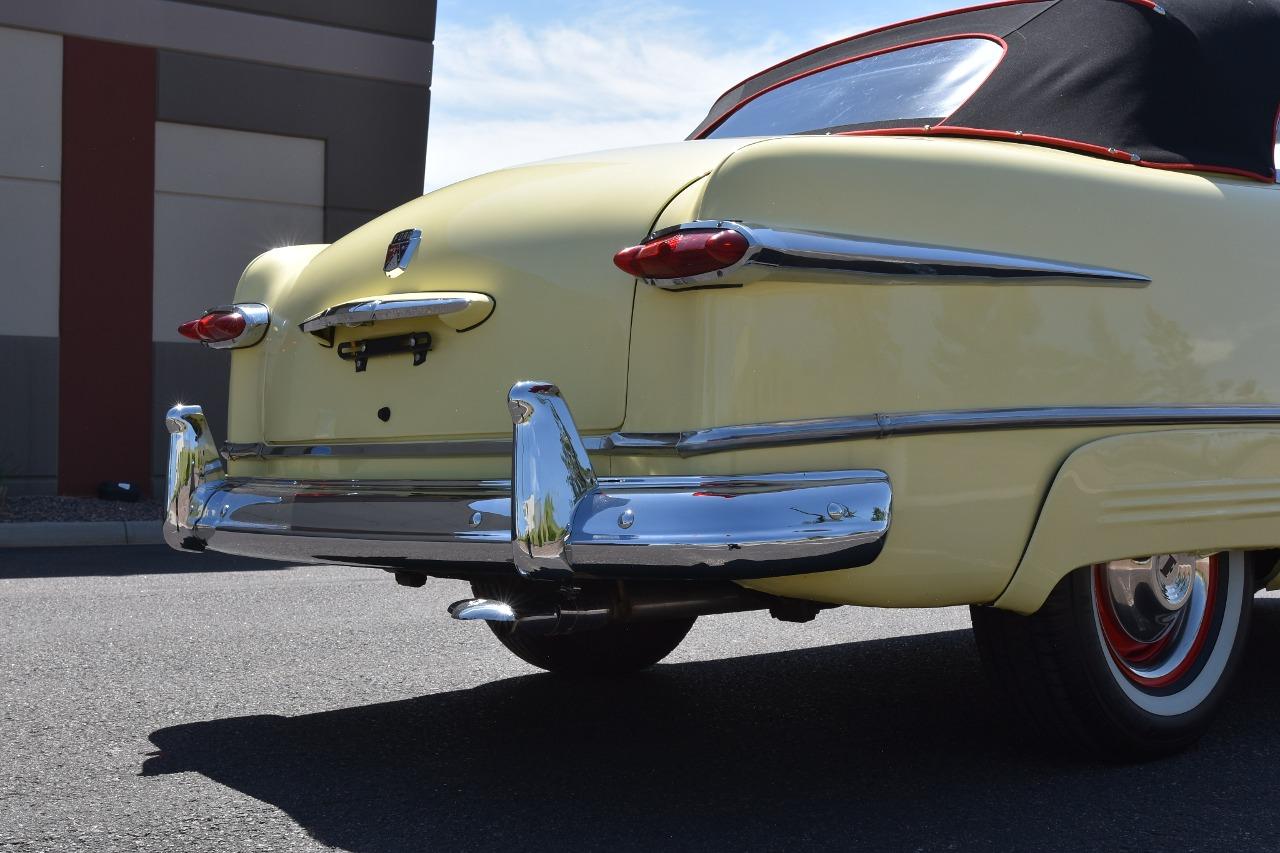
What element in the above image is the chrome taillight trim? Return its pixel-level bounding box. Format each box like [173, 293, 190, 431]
[200, 303, 270, 350]
[636, 221, 1150, 289]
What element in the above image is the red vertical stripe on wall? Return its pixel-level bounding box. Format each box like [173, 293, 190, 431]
[59, 39, 156, 495]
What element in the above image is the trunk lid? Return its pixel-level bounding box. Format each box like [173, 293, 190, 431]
[258, 140, 749, 443]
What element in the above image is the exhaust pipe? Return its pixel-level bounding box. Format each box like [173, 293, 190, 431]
[448, 599, 516, 622]
[448, 581, 825, 635]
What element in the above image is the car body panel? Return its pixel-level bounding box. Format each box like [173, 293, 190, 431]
[226, 244, 327, 444]
[221, 134, 1280, 608]
[627, 135, 1277, 434]
[620, 135, 1280, 605]
[233, 140, 748, 446]
[998, 429, 1280, 614]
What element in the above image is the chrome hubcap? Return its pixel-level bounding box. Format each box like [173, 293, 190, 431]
[1103, 554, 1198, 643]
[1094, 553, 1216, 686]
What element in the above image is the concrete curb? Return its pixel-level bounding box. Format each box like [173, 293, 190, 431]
[0, 521, 165, 548]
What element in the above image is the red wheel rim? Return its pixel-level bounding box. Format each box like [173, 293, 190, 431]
[1093, 553, 1219, 689]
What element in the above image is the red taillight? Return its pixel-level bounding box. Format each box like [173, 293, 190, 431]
[613, 229, 750, 279]
[178, 310, 246, 343]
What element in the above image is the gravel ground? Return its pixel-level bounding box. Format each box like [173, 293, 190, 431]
[0, 496, 163, 523]
[3, 546, 1280, 852]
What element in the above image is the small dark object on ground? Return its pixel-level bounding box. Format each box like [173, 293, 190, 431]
[98, 481, 144, 502]
[0, 495, 163, 523]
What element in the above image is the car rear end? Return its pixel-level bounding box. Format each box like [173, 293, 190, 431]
[164, 138, 893, 586]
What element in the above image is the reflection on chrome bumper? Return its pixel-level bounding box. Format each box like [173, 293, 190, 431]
[163, 382, 892, 580]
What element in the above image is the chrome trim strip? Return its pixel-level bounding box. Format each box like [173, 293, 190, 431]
[671, 406, 1280, 455]
[222, 439, 515, 461]
[225, 405, 1280, 462]
[641, 221, 1150, 290]
[223, 436, 628, 461]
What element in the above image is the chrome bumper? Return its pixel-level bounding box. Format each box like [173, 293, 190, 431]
[164, 382, 892, 580]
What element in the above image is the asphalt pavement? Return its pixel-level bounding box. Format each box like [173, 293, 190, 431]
[3, 546, 1279, 852]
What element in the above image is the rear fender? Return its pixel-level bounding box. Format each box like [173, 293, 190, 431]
[996, 428, 1280, 614]
[225, 244, 327, 445]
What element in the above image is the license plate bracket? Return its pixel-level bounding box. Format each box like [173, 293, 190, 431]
[337, 331, 433, 373]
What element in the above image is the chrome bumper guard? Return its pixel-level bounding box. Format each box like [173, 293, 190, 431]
[164, 382, 892, 580]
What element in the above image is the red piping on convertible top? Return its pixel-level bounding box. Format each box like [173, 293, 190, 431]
[841, 126, 1277, 183]
[706, 0, 1162, 112]
[697, 0, 1276, 183]
[1273, 99, 1280, 176]
[696, 34, 1009, 140]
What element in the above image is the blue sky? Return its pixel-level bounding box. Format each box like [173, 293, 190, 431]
[424, 0, 956, 189]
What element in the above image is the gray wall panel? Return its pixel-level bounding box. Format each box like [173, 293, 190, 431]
[0, 27, 61, 181]
[152, 341, 230, 483]
[0, 178, 61, 338]
[324, 206, 384, 244]
[168, 0, 435, 42]
[5, 477, 56, 497]
[157, 51, 428, 231]
[155, 122, 325, 204]
[0, 335, 58, 494]
[0, 0, 432, 86]
[154, 194, 324, 342]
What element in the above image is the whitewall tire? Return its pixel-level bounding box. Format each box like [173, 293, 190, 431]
[971, 551, 1253, 759]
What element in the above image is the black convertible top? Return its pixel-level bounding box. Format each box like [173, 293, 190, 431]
[691, 0, 1280, 182]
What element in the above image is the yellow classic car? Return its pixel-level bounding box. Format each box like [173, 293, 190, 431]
[165, 0, 1280, 758]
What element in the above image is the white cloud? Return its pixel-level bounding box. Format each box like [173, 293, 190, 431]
[424, 7, 860, 191]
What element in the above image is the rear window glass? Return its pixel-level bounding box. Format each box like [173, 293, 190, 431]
[705, 38, 1005, 139]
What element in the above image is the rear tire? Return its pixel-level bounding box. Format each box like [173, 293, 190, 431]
[971, 551, 1252, 760]
[470, 579, 696, 677]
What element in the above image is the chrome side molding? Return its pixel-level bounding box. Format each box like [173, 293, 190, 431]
[664, 405, 1280, 456]
[641, 220, 1150, 290]
[224, 404, 1280, 462]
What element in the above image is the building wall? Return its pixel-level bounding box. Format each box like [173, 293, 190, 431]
[151, 123, 325, 491]
[0, 0, 433, 496]
[58, 37, 157, 497]
[0, 27, 62, 494]
[155, 52, 429, 242]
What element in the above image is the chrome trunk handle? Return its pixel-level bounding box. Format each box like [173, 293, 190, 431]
[299, 291, 494, 338]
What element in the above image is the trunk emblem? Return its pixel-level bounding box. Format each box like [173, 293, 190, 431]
[383, 229, 421, 278]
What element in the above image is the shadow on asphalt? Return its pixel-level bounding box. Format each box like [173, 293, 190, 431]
[142, 599, 1280, 852]
[0, 545, 289, 578]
